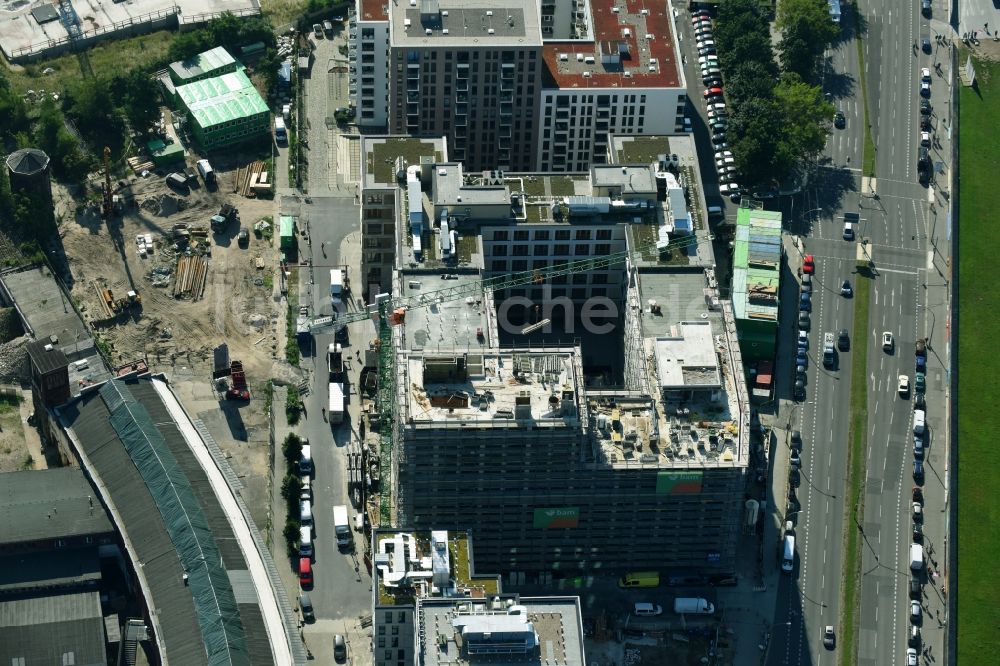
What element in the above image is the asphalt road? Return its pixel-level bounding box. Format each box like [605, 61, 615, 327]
[767, 1, 955, 665]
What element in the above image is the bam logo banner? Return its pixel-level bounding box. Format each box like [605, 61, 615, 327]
[533, 507, 580, 529]
[656, 471, 704, 495]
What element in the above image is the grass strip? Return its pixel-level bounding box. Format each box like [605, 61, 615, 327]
[839, 273, 871, 666]
[956, 55, 1000, 666]
[853, 30, 878, 178]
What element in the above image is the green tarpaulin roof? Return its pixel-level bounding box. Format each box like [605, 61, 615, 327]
[176, 70, 269, 130]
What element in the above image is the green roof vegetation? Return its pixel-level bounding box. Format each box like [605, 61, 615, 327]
[549, 176, 581, 197]
[457, 234, 477, 264]
[631, 224, 694, 266]
[367, 139, 442, 185]
[616, 136, 672, 165]
[520, 176, 547, 197]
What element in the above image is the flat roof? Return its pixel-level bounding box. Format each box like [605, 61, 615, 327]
[0, 547, 102, 595]
[59, 375, 299, 666]
[419, 596, 586, 666]
[432, 163, 511, 207]
[732, 207, 783, 322]
[653, 321, 722, 389]
[1, 267, 92, 350]
[0, 468, 113, 547]
[390, 0, 542, 47]
[403, 350, 583, 425]
[170, 46, 237, 83]
[542, 0, 682, 90]
[25, 338, 68, 375]
[360, 0, 389, 21]
[363, 136, 447, 188]
[399, 272, 490, 350]
[176, 69, 270, 130]
[591, 164, 658, 193]
[0, 591, 107, 665]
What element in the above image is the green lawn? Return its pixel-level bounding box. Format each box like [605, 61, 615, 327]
[956, 55, 1000, 666]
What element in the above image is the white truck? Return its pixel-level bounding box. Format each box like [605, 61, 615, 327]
[910, 543, 924, 571]
[333, 505, 352, 549]
[328, 382, 345, 424]
[330, 268, 344, 306]
[673, 597, 715, 615]
[274, 116, 287, 144]
[196, 159, 216, 185]
[823, 332, 836, 368]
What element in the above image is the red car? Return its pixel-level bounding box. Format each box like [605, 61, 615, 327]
[226, 388, 251, 401]
[802, 255, 816, 274]
[299, 557, 313, 588]
[704, 87, 723, 98]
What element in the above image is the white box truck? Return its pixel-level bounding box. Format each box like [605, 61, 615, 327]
[782, 534, 796, 573]
[333, 505, 351, 549]
[329, 383, 345, 424]
[274, 116, 287, 144]
[330, 268, 344, 305]
[299, 443, 313, 476]
[196, 159, 216, 185]
[673, 597, 715, 615]
[910, 543, 924, 571]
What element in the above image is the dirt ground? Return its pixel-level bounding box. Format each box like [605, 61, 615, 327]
[54, 159, 281, 382]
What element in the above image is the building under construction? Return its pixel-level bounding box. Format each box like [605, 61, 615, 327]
[366, 137, 751, 579]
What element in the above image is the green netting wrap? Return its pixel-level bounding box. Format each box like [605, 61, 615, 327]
[101, 381, 251, 666]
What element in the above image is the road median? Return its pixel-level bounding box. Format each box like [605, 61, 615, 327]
[839, 272, 871, 666]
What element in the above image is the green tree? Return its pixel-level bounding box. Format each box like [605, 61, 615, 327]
[724, 61, 778, 108]
[113, 70, 162, 135]
[283, 432, 303, 467]
[729, 97, 797, 188]
[776, 0, 840, 81]
[167, 30, 215, 62]
[774, 75, 835, 160]
[65, 76, 121, 136]
[719, 32, 777, 75]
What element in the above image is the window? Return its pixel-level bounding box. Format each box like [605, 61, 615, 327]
[491, 260, 507, 271]
[534, 230, 550, 241]
[595, 244, 611, 255]
[553, 244, 570, 255]
[572, 273, 588, 285]
[512, 245, 529, 256]
[572, 288, 587, 300]
[514, 230, 529, 240]
[391, 626, 399, 635]
[378, 638, 386, 648]
[575, 230, 592, 240]
[575, 245, 590, 256]
[597, 229, 612, 240]
[398, 612, 407, 623]
[492, 245, 507, 256]
[512, 260, 528, 271]
[493, 230, 509, 240]
[533, 245, 548, 256]
[556, 229, 571, 240]
[592, 273, 608, 284]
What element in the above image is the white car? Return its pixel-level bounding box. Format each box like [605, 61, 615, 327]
[716, 156, 735, 167]
[898, 375, 910, 395]
[720, 182, 738, 194]
[921, 67, 931, 81]
[920, 131, 931, 146]
[699, 55, 719, 65]
[882, 331, 894, 352]
[697, 40, 716, 50]
[910, 600, 921, 623]
[906, 648, 918, 666]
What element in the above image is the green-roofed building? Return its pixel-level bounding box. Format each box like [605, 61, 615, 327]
[732, 206, 783, 362]
[169, 46, 239, 86]
[279, 216, 296, 251]
[175, 69, 270, 150]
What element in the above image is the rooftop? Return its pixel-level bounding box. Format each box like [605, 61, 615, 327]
[502, 173, 591, 223]
[169, 46, 237, 83]
[5, 147, 49, 175]
[732, 206, 782, 323]
[59, 375, 300, 666]
[613, 135, 680, 166]
[373, 530, 501, 606]
[359, 0, 389, 22]
[589, 270, 748, 469]
[390, 0, 543, 47]
[398, 272, 492, 350]
[25, 339, 68, 376]
[175, 69, 270, 130]
[419, 596, 586, 666]
[431, 163, 511, 208]
[0, 591, 107, 666]
[403, 350, 583, 425]
[0, 468, 113, 547]
[363, 136, 446, 187]
[591, 164, 658, 193]
[542, 0, 682, 90]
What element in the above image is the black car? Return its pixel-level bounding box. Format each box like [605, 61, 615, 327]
[913, 521, 923, 542]
[791, 430, 803, 450]
[918, 146, 931, 171]
[789, 468, 801, 487]
[798, 312, 811, 330]
[921, 0, 931, 17]
[922, 37, 932, 53]
[793, 380, 806, 402]
[712, 133, 727, 144]
[913, 460, 924, 483]
[920, 117, 932, 131]
[703, 76, 723, 87]
[838, 329, 850, 351]
[914, 391, 926, 409]
[237, 227, 250, 247]
[834, 110, 846, 129]
[909, 577, 921, 600]
[920, 99, 932, 116]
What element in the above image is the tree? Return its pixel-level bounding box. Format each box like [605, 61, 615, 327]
[724, 61, 778, 108]
[65, 76, 120, 136]
[776, 0, 840, 81]
[729, 97, 797, 188]
[774, 75, 835, 160]
[114, 70, 162, 135]
[719, 32, 777, 75]
[777, 26, 817, 80]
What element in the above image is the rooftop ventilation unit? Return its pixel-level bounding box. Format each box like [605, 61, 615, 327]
[488, 28, 495, 34]
[612, 7, 619, 13]
[442, 10, 448, 16]
[486, 10, 493, 16]
[426, 28, 432, 35]
[641, 9, 649, 16]
[583, 71, 592, 77]
[443, 28, 449, 34]
[559, 53, 568, 61]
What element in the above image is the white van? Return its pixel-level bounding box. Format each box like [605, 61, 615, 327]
[707, 205, 724, 220]
[299, 444, 313, 476]
[300, 499, 313, 526]
[782, 534, 795, 573]
[299, 525, 313, 557]
[633, 602, 663, 616]
[913, 409, 926, 435]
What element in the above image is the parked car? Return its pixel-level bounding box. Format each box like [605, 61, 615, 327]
[793, 380, 806, 401]
[910, 600, 922, 624]
[798, 330, 809, 349]
[712, 133, 727, 144]
[801, 254, 815, 274]
[915, 372, 926, 392]
[909, 625, 921, 648]
[799, 292, 811, 312]
[798, 312, 811, 330]
[913, 460, 924, 482]
[921, 0, 931, 16]
[920, 99, 932, 116]
[704, 86, 723, 98]
[333, 634, 347, 662]
[920, 80, 931, 97]
[237, 227, 250, 247]
[313, 23, 323, 38]
[920, 131, 931, 146]
[909, 577, 921, 600]
[796, 349, 809, 369]
[922, 37, 932, 53]
[906, 648, 918, 666]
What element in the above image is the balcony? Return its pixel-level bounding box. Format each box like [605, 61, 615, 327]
[499, 126, 512, 139]
[456, 92, 468, 104]
[455, 63, 470, 78]
[407, 64, 420, 80]
[407, 103, 419, 116]
[455, 114, 467, 127]
[500, 91, 513, 103]
[455, 103, 468, 116]
[499, 102, 513, 116]
[407, 91, 420, 103]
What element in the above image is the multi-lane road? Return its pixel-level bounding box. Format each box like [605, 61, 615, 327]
[769, 0, 954, 665]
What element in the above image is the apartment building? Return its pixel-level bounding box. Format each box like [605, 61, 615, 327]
[371, 529, 585, 666]
[352, 1, 392, 127]
[537, 0, 688, 171]
[377, 0, 543, 171]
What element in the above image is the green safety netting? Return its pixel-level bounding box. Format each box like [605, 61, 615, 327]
[101, 380, 250, 666]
